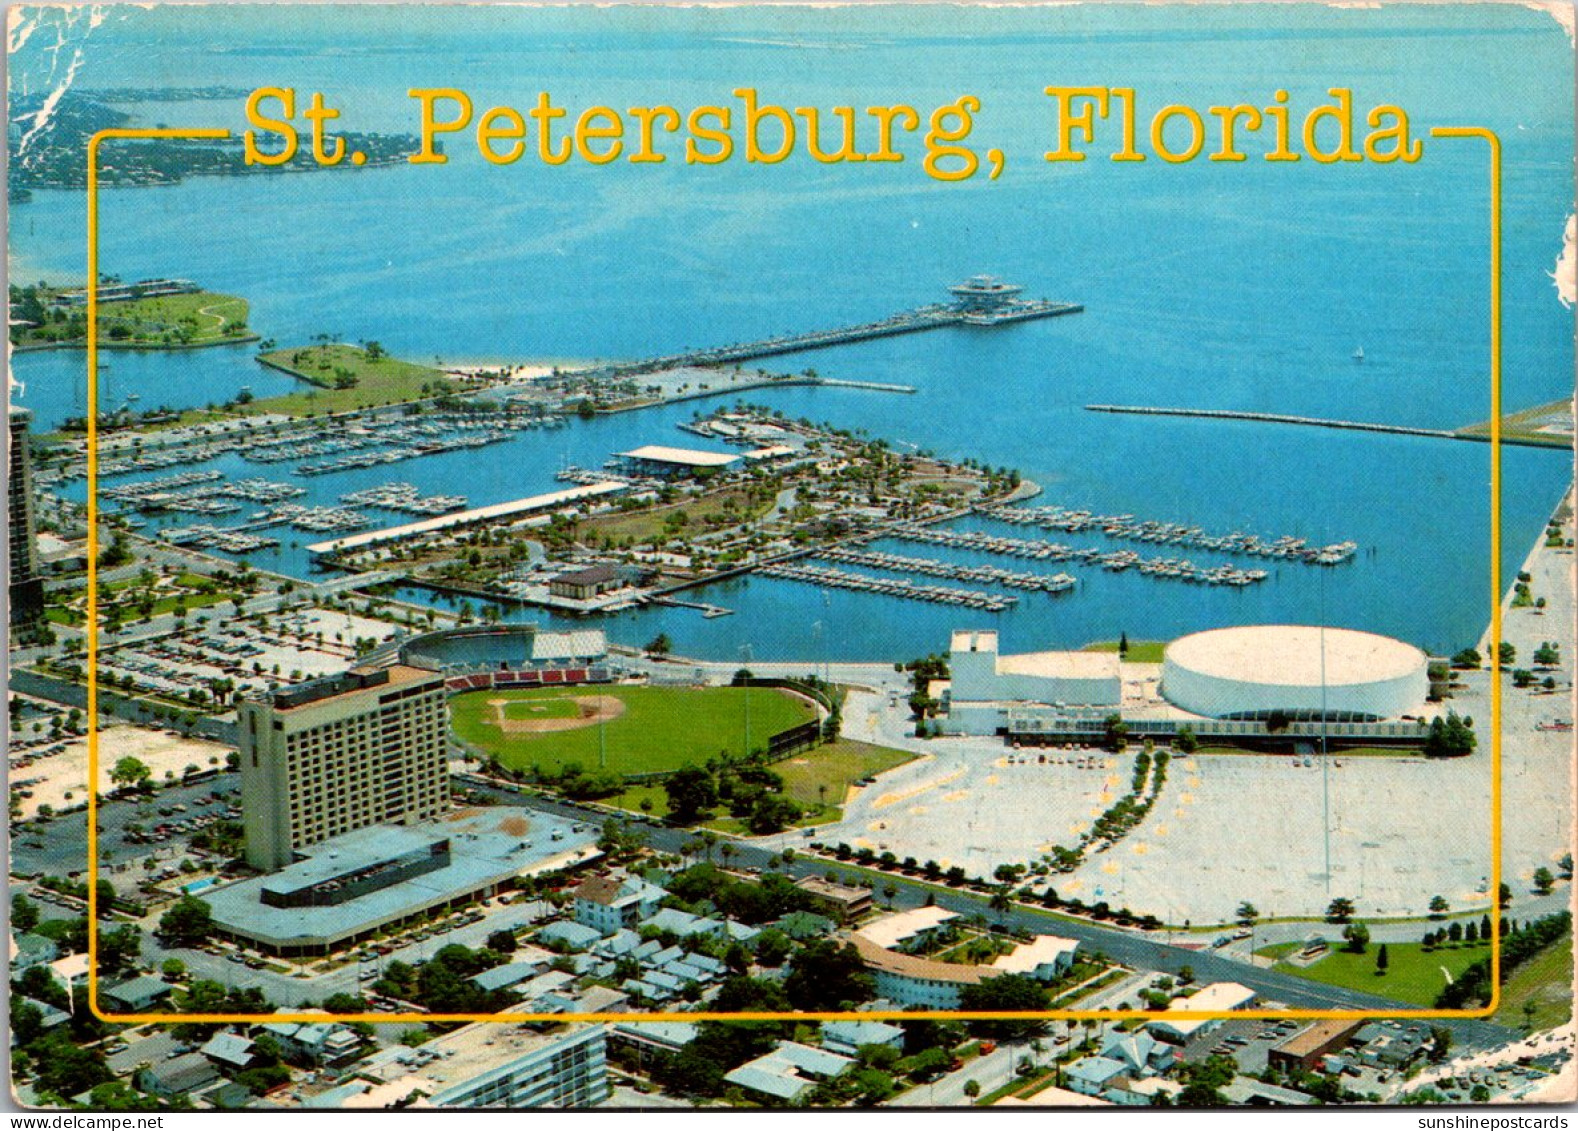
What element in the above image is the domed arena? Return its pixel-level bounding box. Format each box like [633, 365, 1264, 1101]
[1161, 625, 1429, 721]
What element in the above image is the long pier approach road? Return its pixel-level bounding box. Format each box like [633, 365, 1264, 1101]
[1087, 404, 1574, 451]
[466, 781, 1518, 1051]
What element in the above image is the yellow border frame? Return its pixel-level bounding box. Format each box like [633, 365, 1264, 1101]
[82, 126, 1504, 1028]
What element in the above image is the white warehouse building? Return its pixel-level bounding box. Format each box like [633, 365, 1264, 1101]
[940, 630, 1121, 736]
[1160, 625, 1429, 721]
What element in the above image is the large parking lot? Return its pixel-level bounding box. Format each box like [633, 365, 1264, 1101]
[10, 720, 231, 822]
[100, 607, 399, 707]
[10, 771, 242, 881]
[818, 738, 1137, 877]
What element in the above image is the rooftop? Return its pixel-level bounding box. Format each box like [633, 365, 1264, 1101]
[1066, 1056, 1128, 1085]
[821, 1019, 905, 1047]
[997, 650, 1122, 681]
[989, 933, 1080, 975]
[794, 874, 871, 905]
[572, 874, 632, 907]
[206, 808, 600, 948]
[1171, 981, 1256, 1012]
[1163, 625, 1427, 688]
[266, 664, 441, 712]
[617, 444, 741, 468]
[612, 1021, 700, 1049]
[845, 932, 996, 986]
[259, 824, 444, 900]
[724, 1042, 854, 1100]
[552, 563, 625, 586]
[855, 906, 957, 949]
[307, 482, 627, 556]
[366, 1019, 600, 1101]
[951, 629, 1000, 654]
[1274, 1019, 1362, 1058]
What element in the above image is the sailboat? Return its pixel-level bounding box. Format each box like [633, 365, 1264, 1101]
[1352, 346, 1365, 363]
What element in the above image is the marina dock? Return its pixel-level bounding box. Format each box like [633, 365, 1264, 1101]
[757, 561, 1019, 610]
[815, 546, 1076, 593]
[974, 504, 1357, 564]
[649, 596, 735, 618]
[877, 524, 1271, 587]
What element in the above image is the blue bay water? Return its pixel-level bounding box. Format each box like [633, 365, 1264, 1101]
[9, 4, 1574, 660]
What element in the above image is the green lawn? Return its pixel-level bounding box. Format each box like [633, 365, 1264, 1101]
[1255, 941, 1303, 960]
[1273, 940, 1489, 1007]
[13, 289, 253, 349]
[245, 344, 452, 417]
[599, 737, 915, 829]
[775, 739, 917, 813]
[450, 685, 817, 776]
[1493, 931, 1573, 1031]
[1084, 639, 1169, 663]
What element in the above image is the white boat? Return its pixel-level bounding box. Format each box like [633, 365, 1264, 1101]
[1352, 346, 1365, 363]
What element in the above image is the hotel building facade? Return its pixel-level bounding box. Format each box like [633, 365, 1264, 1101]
[239, 664, 451, 871]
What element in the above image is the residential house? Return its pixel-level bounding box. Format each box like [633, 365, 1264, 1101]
[723, 1041, 854, 1102]
[820, 1019, 905, 1057]
[571, 874, 666, 936]
[136, 1052, 223, 1099]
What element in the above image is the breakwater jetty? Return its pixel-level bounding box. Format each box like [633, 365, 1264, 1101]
[1086, 403, 1573, 451]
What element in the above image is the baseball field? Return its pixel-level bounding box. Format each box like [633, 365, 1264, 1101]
[449, 684, 819, 776]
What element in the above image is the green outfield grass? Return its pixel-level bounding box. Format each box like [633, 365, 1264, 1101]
[1271, 940, 1489, 1007]
[450, 685, 817, 777]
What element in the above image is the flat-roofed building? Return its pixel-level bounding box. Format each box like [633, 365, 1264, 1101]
[239, 664, 450, 871]
[403, 1021, 608, 1108]
[1268, 1020, 1364, 1073]
[820, 1019, 905, 1057]
[609, 1021, 700, 1070]
[1146, 982, 1258, 1044]
[794, 875, 874, 923]
[208, 809, 600, 957]
[854, 906, 957, 950]
[941, 630, 1121, 736]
